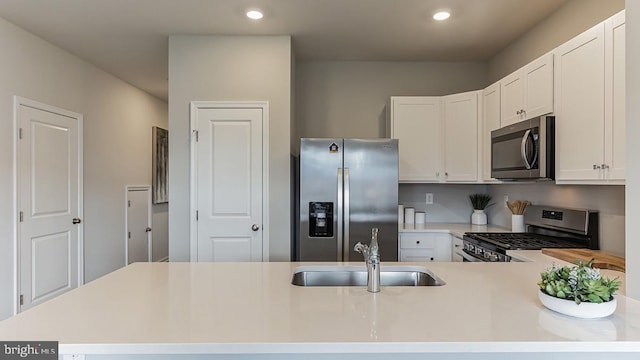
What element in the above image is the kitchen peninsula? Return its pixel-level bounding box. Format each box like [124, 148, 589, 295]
[0, 261, 639, 359]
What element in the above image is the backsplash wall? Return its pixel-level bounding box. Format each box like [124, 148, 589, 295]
[401, 183, 625, 257]
[399, 184, 489, 223]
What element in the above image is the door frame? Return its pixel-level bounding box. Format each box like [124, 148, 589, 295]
[125, 185, 152, 265]
[13, 96, 84, 314]
[189, 101, 270, 261]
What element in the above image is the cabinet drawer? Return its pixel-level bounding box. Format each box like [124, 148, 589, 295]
[400, 234, 435, 249]
[400, 249, 437, 262]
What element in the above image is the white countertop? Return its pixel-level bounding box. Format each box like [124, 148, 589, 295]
[399, 222, 510, 237]
[0, 261, 638, 356]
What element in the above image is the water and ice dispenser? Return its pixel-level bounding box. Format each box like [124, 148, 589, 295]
[308, 202, 333, 237]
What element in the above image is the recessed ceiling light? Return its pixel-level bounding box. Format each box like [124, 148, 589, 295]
[433, 11, 450, 21]
[246, 10, 264, 20]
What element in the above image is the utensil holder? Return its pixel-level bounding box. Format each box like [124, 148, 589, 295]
[512, 215, 525, 232]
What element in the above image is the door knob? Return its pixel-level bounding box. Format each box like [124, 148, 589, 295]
[251, 224, 260, 231]
[72, 218, 81, 224]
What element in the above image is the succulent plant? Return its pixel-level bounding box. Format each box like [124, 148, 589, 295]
[538, 260, 621, 304]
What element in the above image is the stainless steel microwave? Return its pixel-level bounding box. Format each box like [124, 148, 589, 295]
[491, 115, 555, 180]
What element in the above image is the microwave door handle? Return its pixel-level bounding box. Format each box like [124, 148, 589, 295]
[520, 129, 533, 169]
[530, 132, 538, 169]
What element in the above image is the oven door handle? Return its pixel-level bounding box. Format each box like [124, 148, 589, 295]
[520, 129, 534, 170]
[460, 249, 484, 262]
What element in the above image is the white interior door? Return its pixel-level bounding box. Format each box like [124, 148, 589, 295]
[126, 187, 151, 264]
[193, 105, 265, 262]
[17, 99, 82, 312]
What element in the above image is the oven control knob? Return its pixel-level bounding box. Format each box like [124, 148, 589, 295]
[489, 254, 498, 262]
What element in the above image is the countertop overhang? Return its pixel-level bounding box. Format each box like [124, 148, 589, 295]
[0, 261, 638, 356]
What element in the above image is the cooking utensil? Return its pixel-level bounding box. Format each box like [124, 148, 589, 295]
[506, 200, 530, 215]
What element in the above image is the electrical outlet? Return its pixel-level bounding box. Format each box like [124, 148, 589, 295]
[426, 193, 434, 204]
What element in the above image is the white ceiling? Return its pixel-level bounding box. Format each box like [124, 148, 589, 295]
[0, 0, 568, 101]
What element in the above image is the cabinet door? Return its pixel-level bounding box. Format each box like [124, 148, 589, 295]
[400, 249, 437, 262]
[433, 234, 452, 261]
[605, 11, 625, 181]
[482, 82, 501, 181]
[523, 53, 554, 119]
[554, 23, 605, 181]
[451, 235, 464, 262]
[500, 70, 524, 126]
[443, 92, 478, 182]
[391, 97, 442, 182]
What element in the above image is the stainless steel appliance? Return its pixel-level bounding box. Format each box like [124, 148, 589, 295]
[491, 115, 555, 180]
[298, 138, 399, 261]
[461, 205, 598, 262]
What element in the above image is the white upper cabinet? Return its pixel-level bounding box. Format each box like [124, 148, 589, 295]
[443, 91, 479, 182]
[482, 82, 501, 181]
[605, 11, 625, 181]
[555, 10, 624, 184]
[554, 23, 605, 181]
[390, 97, 442, 182]
[500, 71, 524, 126]
[390, 92, 481, 183]
[501, 53, 554, 126]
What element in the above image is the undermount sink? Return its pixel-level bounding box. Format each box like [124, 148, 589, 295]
[291, 265, 445, 287]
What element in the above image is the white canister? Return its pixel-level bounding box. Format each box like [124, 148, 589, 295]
[512, 215, 525, 232]
[415, 212, 426, 224]
[398, 205, 404, 224]
[404, 207, 415, 224]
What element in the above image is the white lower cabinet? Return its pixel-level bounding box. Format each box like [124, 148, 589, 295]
[399, 233, 452, 262]
[451, 235, 464, 262]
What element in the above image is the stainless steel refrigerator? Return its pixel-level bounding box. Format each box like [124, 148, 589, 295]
[298, 138, 399, 262]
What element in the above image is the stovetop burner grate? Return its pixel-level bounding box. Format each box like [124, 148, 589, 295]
[464, 232, 584, 250]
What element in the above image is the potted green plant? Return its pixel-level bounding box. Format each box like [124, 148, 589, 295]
[469, 194, 492, 225]
[537, 260, 621, 318]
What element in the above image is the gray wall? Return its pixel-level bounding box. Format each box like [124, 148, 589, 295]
[488, 0, 624, 82]
[294, 61, 487, 149]
[625, 0, 640, 299]
[168, 35, 292, 262]
[0, 17, 168, 320]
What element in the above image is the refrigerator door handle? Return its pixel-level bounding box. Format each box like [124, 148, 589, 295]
[337, 168, 343, 262]
[343, 168, 350, 262]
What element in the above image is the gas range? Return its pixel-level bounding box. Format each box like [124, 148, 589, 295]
[461, 205, 599, 262]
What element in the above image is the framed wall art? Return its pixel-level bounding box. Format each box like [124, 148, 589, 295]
[152, 126, 168, 204]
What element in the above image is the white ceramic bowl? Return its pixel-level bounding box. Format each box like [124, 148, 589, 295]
[538, 290, 616, 319]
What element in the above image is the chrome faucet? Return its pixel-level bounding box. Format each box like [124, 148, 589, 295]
[354, 228, 381, 293]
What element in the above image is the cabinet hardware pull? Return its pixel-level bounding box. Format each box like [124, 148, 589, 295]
[593, 164, 601, 170]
